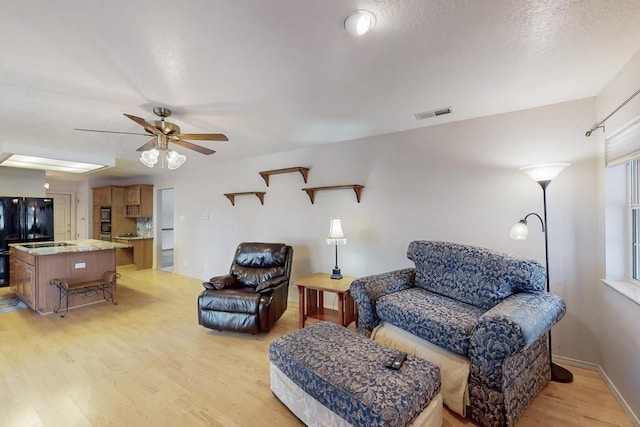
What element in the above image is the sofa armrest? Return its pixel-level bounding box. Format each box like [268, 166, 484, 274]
[469, 291, 566, 386]
[350, 268, 415, 337]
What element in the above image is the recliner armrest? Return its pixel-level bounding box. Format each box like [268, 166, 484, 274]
[255, 276, 289, 293]
[350, 268, 415, 337]
[469, 291, 566, 386]
[203, 274, 240, 290]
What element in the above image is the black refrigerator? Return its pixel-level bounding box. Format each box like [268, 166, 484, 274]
[0, 197, 54, 287]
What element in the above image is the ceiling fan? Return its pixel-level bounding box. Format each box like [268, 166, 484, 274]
[76, 107, 228, 156]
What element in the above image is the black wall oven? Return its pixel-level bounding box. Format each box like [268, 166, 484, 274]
[0, 197, 54, 287]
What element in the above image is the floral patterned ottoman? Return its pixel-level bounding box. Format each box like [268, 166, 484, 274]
[269, 321, 443, 427]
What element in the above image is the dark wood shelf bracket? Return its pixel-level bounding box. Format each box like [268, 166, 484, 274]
[224, 192, 266, 206]
[259, 167, 309, 186]
[301, 185, 364, 204]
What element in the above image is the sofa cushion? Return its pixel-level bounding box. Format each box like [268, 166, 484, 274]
[376, 287, 485, 356]
[407, 241, 545, 310]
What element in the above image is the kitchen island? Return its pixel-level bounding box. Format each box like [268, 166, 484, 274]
[10, 239, 131, 315]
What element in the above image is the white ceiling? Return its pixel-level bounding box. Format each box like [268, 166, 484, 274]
[2, 0, 640, 179]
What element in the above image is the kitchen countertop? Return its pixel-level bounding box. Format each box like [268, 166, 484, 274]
[112, 235, 153, 240]
[10, 239, 132, 256]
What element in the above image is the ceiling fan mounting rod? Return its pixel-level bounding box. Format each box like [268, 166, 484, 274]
[153, 107, 172, 118]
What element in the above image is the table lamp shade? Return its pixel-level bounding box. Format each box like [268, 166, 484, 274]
[327, 217, 347, 245]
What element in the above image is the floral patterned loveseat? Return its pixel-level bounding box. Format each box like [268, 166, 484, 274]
[350, 240, 566, 427]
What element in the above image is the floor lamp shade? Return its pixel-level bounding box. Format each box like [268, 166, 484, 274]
[520, 163, 570, 184]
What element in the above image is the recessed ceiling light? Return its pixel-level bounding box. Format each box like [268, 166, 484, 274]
[344, 10, 376, 36]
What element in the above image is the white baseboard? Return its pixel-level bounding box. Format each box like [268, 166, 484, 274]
[597, 366, 640, 427]
[552, 354, 598, 370]
[553, 355, 640, 426]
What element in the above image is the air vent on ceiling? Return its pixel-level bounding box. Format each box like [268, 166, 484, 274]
[414, 107, 453, 120]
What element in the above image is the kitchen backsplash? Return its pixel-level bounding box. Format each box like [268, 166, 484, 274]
[137, 217, 153, 237]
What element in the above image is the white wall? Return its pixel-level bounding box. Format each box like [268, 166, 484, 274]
[597, 48, 640, 422]
[45, 178, 89, 240]
[144, 97, 600, 365]
[0, 167, 46, 197]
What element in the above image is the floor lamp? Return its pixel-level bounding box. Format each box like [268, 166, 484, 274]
[510, 163, 574, 383]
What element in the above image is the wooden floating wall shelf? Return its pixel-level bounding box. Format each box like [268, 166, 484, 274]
[302, 185, 365, 204]
[259, 167, 309, 186]
[224, 192, 266, 206]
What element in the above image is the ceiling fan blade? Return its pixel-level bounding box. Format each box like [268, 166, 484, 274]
[172, 139, 216, 155]
[175, 133, 229, 141]
[123, 113, 161, 135]
[136, 139, 157, 152]
[74, 128, 150, 136]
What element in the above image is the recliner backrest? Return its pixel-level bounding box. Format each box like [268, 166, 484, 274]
[231, 242, 293, 287]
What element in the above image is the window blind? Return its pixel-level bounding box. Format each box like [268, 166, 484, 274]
[606, 114, 640, 166]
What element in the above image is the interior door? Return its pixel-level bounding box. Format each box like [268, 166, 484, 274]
[158, 188, 174, 271]
[50, 193, 72, 241]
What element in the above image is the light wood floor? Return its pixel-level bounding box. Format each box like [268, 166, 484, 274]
[0, 267, 632, 427]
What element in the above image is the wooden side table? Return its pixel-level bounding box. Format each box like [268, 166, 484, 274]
[295, 273, 358, 329]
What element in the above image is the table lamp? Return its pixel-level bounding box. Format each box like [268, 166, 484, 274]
[326, 217, 347, 279]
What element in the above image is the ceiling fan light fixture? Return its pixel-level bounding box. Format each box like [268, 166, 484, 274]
[140, 148, 159, 168]
[166, 150, 186, 170]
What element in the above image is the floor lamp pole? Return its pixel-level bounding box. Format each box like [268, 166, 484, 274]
[540, 181, 573, 383]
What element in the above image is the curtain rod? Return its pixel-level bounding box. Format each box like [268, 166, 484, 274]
[585, 87, 640, 137]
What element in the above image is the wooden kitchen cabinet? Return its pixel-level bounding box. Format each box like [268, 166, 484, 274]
[10, 249, 36, 309]
[91, 186, 136, 240]
[92, 186, 112, 206]
[92, 205, 101, 240]
[113, 237, 153, 270]
[125, 185, 153, 217]
[125, 186, 141, 205]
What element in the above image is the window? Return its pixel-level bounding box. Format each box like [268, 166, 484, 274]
[629, 159, 640, 280]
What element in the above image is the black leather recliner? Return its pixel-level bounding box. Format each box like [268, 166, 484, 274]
[198, 242, 293, 334]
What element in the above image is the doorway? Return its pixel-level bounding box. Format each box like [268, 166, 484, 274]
[49, 193, 73, 241]
[157, 188, 175, 271]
